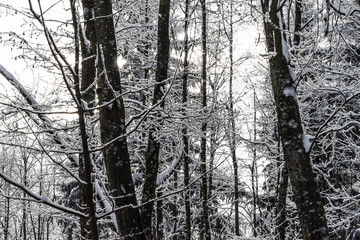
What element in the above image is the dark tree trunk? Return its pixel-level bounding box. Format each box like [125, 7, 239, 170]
[261, 0, 329, 239]
[92, 0, 144, 238]
[22, 157, 27, 240]
[228, 2, 240, 235]
[182, 0, 191, 239]
[144, 0, 150, 81]
[71, 1, 98, 238]
[79, 0, 96, 109]
[293, 0, 302, 46]
[276, 161, 289, 240]
[70, 2, 99, 238]
[251, 91, 258, 237]
[156, 190, 164, 240]
[3, 164, 12, 240]
[200, 0, 210, 239]
[141, 0, 171, 238]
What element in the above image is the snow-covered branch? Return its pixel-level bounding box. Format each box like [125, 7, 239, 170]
[0, 171, 87, 218]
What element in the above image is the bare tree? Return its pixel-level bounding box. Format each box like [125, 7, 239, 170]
[260, 0, 329, 239]
[199, 0, 210, 239]
[140, 0, 171, 238]
[92, 0, 144, 238]
[182, 0, 191, 238]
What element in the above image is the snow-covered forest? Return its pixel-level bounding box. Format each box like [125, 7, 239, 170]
[0, 0, 359, 239]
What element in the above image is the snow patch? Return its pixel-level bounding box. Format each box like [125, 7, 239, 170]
[0, 64, 39, 109]
[95, 180, 118, 232]
[132, 172, 143, 185]
[302, 134, 312, 153]
[265, 12, 270, 23]
[289, 66, 296, 82]
[157, 150, 183, 185]
[120, 184, 126, 194]
[83, 7, 89, 15]
[39, 195, 48, 202]
[107, 103, 113, 111]
[288, 119, 298, 129]
[283, 86, 296, 98]
[277, 11, 290, 63]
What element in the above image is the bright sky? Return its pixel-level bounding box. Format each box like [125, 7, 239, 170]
[0, 2, 28, 83]
[0, 0, 75, 104]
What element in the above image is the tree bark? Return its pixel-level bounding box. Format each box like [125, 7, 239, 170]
[156, 190, 164, 240]
[92, 0, 144, 238]
[251, 90, 258, 237]
[80, 0, 96, 109]
[200, 0, 210, 239]
[261, 0, 329, 239]
[22, 156, 28, 240]
[70, 1, 98, 238]
[140, 0, 171, 238]
[171, 171, 179, 240]
[276, 161, 289, 240]
[70, 2, 99, 238]
[182, 0, 191, 239]
[228, 2, 240, 235]
[293, 0, 302, 46]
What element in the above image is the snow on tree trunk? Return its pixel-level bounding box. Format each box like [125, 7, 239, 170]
[261, 0, 329, 239]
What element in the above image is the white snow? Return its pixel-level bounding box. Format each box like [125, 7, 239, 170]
[288, 119, 298, 129]
[156, 150, 183, 185]
[132, 172, 143, 184]
[275, 11, 298, 84]
[107, 102, 113, 110]
[289, 66, 296, 82]
[83, 7, 89, 15]
[302, 134, 312, 153]
[277, 11, 290, 63]
[0, 171, 86, 218]
[39, 195, 48, 202]
[265, 12, 270, 23]
[0, 64, 39, 109]
[120, 184, 126, 194]
[283, 86, 296, 98]
[0, 65, 81, 167]
[95, 180, 118, 232]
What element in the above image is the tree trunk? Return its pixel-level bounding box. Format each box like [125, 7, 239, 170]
[228, 2, 240, 235]
[200, 0, 210, 239]
[208, 129, 216, 206]
[92, 0, 144, 238]
[293, 0, 302, 46]
[141, 0, 171, 238]
[171, 171, 179, 240]
[251, 90, 258, 237]
[144, 0, 150, 81]
[261, 0, 329, 239]
[182, 0, 191, 239]
[70, 2, 99, 238]
[3, 162, 13, 240]
[156, 190, 164, 240]
[22, 156, 28, 240]
[276, 160, 289, 240]
[70, 1, 98, 238]
[79, 0, 96, 109]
